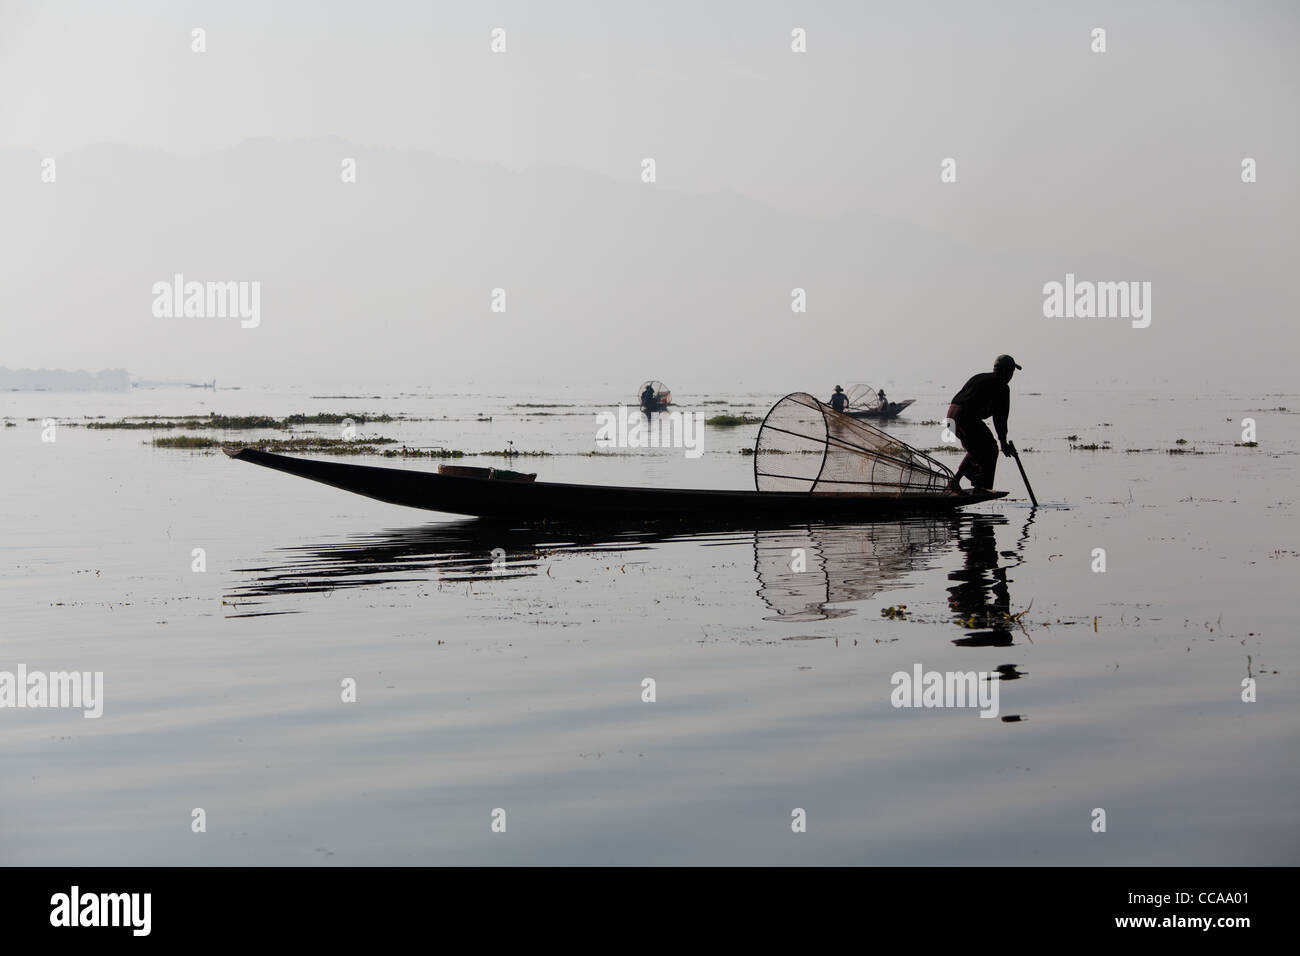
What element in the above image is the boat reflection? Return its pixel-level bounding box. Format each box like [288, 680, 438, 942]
[226, 511, 1032, 629]
[225, 520, 663, 607]
[753, 519, 953, 621]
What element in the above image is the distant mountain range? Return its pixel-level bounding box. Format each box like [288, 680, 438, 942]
[0, 367, 130, 391]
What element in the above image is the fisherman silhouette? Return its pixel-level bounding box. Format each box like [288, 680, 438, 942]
[829, 385, 848, 412]
[946, 355, 1021, 493]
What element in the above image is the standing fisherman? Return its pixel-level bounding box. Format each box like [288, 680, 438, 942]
[946, 355, 1022, 493]
[829, 385, 848, 412]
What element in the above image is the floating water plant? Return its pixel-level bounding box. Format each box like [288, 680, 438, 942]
[91, 411, 395, 430]
[151, 435, 216, 449]
[378, 446, 465, 459]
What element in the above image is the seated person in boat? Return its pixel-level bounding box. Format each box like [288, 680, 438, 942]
[829, 385, 848, 412]
[946, 355, 1021, 493]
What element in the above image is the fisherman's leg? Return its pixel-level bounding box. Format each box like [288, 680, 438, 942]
[976, 449, 997, 489]
[954, 450, 977, 487]
[952, 410, 990, 487]
[970, 421, 998, 489]
[947, 404, 972, 491]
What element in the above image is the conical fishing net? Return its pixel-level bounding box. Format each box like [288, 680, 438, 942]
[754, 392, 953, 494]
[845, 383, 882, 411]
[637, 380, 671, 406]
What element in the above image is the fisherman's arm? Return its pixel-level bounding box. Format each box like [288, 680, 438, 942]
[995, 390, 1012, 456]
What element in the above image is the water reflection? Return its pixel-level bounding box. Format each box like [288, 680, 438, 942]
[227, 511, 1034, 632]
[946, 511, 1034, 647]
[226, 520, 662, 607]
[227, 515, 977, 620]
[753, 520, 953, 621]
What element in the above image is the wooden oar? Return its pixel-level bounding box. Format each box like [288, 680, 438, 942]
[1006, 441, 1037, 506]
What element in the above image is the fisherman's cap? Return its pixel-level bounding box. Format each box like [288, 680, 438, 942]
[995, 354, 1023, 370]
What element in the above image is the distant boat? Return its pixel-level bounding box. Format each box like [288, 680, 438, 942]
[847, 399, 915, 419]
[844, 384, 914, 419]
[638, 379, 672, 411]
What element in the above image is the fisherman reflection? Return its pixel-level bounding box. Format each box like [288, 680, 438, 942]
[947, 513, 1015, 647]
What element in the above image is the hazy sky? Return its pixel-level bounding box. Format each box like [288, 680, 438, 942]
[1, 0, 1296, 388]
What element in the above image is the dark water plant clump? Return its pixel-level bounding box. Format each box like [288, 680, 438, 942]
[90, 419, 187, 430]
[205, 414, 282, 429]
[374, 446, 552, 459]
[91, 411, 395, 430]
[240, 437, 398, 454]
[378, 446, 466, 459]
[151, 435, 217, 449]
[283, 412, 394, 425]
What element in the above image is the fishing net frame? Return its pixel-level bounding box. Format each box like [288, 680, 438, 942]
[845, 383, 882, 411]
[637, 380, 671, 406]
[753, 392, 954, 496]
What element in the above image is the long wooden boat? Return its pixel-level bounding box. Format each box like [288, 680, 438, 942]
[846, 399, 916, 419]
[224, 447, 1005, 520]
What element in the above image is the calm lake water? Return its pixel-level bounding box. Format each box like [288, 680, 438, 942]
[1, 383, 1296, 864]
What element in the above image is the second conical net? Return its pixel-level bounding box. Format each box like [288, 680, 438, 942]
[845, 383, 882, 412]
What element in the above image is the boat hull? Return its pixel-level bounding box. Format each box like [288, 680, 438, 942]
[846, 399, 916, 420]
[225, 448, 1006, 520]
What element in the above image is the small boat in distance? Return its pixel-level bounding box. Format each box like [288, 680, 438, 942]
[638, 380, 672, 411]
[844, 383, 914, 419]
[847, 399, 915, 419]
